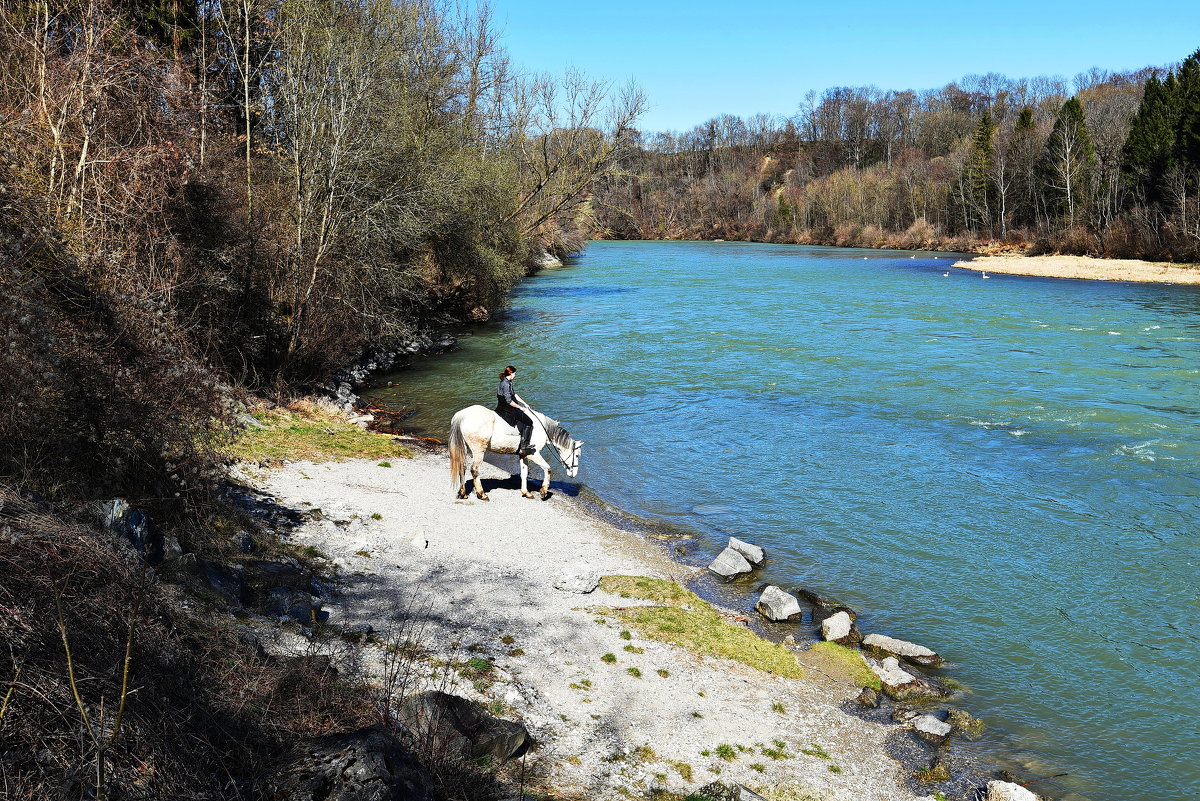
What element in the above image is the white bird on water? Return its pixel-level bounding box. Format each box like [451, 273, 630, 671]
[982, 271, 990, 279]
[943, 272, 949, 277]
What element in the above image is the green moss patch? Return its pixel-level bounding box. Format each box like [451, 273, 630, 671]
[803, 641, 881, 690]
[600, 575, 804, 679]
[228, 405, 412, 464]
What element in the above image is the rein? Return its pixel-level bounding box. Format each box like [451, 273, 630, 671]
[520, 403, 578, 473]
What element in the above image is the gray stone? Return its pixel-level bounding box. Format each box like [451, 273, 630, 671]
[396, 691, 529, 762]
[856, 687, 880, 708]
[694, 782, 769, 801]
[202, 560, 246, 606]
[862, 632, 942, 667]
[99, 499, 164, 565]
[911, 714, 952, 743]
[236, 412, 266, 429]
[163, 535, 183, 562]
[986, 780, 1041, 801]
[755, 585, 801, 621]
[233, 530, 256, 553]
[868, 657, 950, 702]
[266, 587, 319, 623]
[271, 724, 432, 801]
[947, 707, 985, 739]
[554, 568, 600, 594]
[708, 546, 753, 579]
[820, 610, 862, 645]
[727, 536, 764, 565]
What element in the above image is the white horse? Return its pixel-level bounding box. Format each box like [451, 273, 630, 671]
[449, 405, 583, 501]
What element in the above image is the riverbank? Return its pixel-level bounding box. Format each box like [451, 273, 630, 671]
[237, 442, 943, 801]
[952, 253, 1200, 283]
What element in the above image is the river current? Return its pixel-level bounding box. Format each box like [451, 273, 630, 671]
[364, 240, 1200, 801]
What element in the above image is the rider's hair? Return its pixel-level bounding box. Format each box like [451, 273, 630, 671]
[499, 365, 517, 380]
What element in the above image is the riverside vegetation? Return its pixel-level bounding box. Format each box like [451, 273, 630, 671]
[594, 47, 1200, 262]
[0, 1, 642, 798]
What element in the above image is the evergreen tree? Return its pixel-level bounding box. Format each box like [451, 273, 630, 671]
[1039, 97, 1096, 226]
[966, 110, 996, 230]
[1176, 49, 1200, 181]
[1122, 73, 1181, 204]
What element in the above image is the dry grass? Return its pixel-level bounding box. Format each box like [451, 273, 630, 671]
[228, 401, 413, 465]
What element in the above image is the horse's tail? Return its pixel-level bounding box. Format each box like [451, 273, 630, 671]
[448, 410, 469, 489]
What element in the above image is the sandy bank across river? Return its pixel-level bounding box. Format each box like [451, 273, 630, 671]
[954, 253, 1200, 283]
[247, 448, 931, 801]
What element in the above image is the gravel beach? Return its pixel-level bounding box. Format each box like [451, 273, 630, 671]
[247, 447, 928, 801]
[954, 253, 1200, 283]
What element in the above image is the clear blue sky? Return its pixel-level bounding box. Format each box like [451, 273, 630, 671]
[494, 0, 1200, 132]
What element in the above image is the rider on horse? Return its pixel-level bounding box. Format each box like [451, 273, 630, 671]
[495, 365, 534, 457]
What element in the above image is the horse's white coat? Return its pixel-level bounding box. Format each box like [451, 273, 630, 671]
[449, 404, 582, 501]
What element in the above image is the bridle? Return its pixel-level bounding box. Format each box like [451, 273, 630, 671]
[519, 402, 580, 475]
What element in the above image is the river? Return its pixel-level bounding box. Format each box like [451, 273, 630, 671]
[363, 240, 1200, 801]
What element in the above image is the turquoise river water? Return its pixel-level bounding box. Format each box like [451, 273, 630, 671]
[364, 241, 1200, 801]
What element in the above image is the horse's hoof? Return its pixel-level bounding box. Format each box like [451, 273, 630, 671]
[478, 493, 489, 502]
[540, 491, 550, 501]
[521, 492, 534, 499]
[456, 490, 468, 500]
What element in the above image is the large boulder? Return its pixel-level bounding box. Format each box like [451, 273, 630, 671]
[867, 657, 950, 702]
[910, 714, 952, 743]
[820, 610, 862, 645]
[271, 724, 433, 801]
[986, 780, 1041, 801]
[99, 499, 164, 565]
[396, 691, 529, 762]
[862, 632, 942, 667]
[727, 537, 764, 565]
[755, 585, 801, 621]
[707, 546, 753, 579]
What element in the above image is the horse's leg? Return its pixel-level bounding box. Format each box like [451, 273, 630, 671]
[520, 457, 533, 499]
[527, 452, 552, 500]
[471, 443, 489, 501]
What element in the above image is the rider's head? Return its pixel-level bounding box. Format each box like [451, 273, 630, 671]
[500, 365, 517, 380]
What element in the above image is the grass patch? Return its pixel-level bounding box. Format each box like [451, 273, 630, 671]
[771, 701, 786, 713]
[620, 630, 632, 640]
[601, 652, 617, 664]
[598, 575, 702, 607]
[377, 461, 392, 467]
[506, 648, 525, 657]
[370, 512, 382, 520]
[827, 765, 842, 774]
[501, 635, 515, 645]
[657, 668, 669, 678]
[917, 765, 951, 782]
[633, 745, 657, 762]
[228, 403, 412, 464]
[715, 744, 737, 761]
[750, 763, 766, 773]
[800, 744, 831, 760]
[623, 644, 644, 654]
[608, 607, 804, 679]
[600, 575, 802, 678]
[668, 760, 694, 782]
[627, 667, 643, 678]
[805, 641, 881, 690]
[569, 679, 592, 691]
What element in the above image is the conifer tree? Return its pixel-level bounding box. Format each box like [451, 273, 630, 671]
[1176, 49, 1200, 181]
[966, 110, 996, 230]
[1122, 73, 1181, 204]
[1039, 97, 1096, 226]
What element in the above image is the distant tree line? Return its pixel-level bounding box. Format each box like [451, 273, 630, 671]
[595, 51, 1200, 261]
[0, 0, 642, 505]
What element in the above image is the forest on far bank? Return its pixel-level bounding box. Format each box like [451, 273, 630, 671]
[595, 51, 1200, 261]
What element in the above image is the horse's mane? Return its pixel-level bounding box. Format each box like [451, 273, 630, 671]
[530, 409, 573, 449]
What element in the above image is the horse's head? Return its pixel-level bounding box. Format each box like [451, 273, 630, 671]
[559, 439, 583, 478]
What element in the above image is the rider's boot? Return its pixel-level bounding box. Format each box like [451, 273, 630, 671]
[517, 427, 534, 457]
